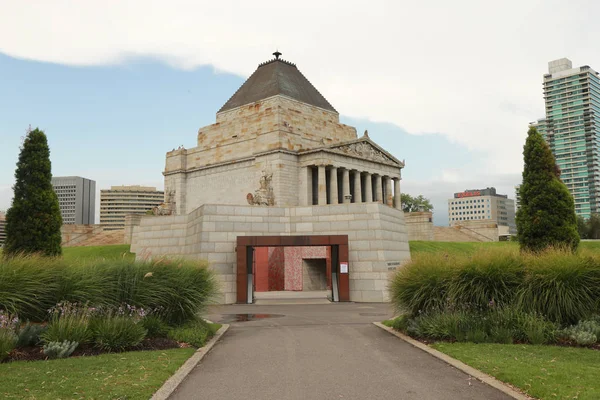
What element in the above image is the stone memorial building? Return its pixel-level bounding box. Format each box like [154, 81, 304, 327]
[129, 52, 410, 304]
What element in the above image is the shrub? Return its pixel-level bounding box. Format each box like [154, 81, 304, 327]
[0, 257, 217, 325]
[0, 256, 61, 321]
[4, 127, 62, 257]
[561, 319, 600, 346]
[390, 315, 410, 332]
[517, 126, 579, 252]
[447, 249, 523, 311]
[16, 323, 48, 347]
[41, 302, 93, 345]
[517, 250, 600, 325]
[391, 247, 600, 327]
[141, 315, 169, 338]
[43, 340, 78, 359]
[390, 253, 455, 316]
[168, 320, 213, 348]
[0, 329, 18, 361]
[91, 315, 147, 352]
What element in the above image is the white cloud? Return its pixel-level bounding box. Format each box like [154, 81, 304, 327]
[0, 0, 598, 178]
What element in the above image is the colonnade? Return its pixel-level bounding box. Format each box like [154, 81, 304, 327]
[308, 165, 401, 209]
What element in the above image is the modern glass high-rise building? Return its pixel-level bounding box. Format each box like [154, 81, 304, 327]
[538, 58, 600, 219]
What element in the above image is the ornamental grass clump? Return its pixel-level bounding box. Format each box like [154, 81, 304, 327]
[41, 302, 93, 346]
[390, 252, 457, 316]
[517, 249, 600, 325]
[0, 256, 62, 321]
[0, 310, 19, 361]
[446, 248, 523, 311]
[0, 256, 217, 325]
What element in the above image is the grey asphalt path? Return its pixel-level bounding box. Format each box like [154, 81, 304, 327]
[170, 303, 512, 400]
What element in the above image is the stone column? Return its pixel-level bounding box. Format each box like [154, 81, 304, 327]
[365, 173, 373, 202]
[299, 166, 310, 206]
[318, 165, 327, 205]
[385, 176, 393, 207]
[342, 168, 351, 204]
[393, 178, 401, 209]
[329, 166, 338, 205]
[374, 175, 383, 203]
[353, 170, 362, 203]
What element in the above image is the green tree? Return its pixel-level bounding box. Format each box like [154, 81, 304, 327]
[401, 193, 434, 212]
[576, 215, 589, 239]
[4, 128, 62, 257]
[516, 126, 579, 252]
[588, 213, 600, 239]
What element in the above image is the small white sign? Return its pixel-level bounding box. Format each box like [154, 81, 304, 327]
[340, 262, 348, 274]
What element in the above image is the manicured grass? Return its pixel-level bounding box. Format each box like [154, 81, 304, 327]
[432, 342, 600, 400]
[0, 244, 134, 261]
[409, 240, 600, 255]
[63, 244, 134, 261]
[0, 348, 195, 400]
[409, 241, 516, 255]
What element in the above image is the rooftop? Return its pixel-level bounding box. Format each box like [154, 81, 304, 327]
[218, 51, 337, 114]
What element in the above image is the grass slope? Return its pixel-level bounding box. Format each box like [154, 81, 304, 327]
[409, 240, 600, 255]
[432, 343, 600, 400]
[63, 244, 134, 261]
[0, 348, 195, 399]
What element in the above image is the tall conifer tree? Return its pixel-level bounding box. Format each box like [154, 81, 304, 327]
[516, 126, 579, 252]
[4, 128, 62, 256]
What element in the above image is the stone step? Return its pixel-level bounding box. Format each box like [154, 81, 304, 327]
[254, 298, 332, 305]
[254, 290, 330, 300]
[253, 290, 332, 305]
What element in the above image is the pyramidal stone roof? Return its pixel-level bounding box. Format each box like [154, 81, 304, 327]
[218, 53, 337, 114]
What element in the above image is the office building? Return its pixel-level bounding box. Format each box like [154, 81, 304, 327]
[448, 187, 516, 234]
[515, 185, 521, 211]
[51, 176, 96, 225]
[0, 211, 6, 246]
[100, 185, 164, 230]
[538, 58, 600, 219]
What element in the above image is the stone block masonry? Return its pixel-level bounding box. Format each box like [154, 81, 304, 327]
[130, 203, 410, 304]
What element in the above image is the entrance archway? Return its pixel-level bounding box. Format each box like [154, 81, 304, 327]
[236, 235, 350, 304]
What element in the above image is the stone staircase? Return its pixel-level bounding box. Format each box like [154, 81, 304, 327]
[433, 226, 492, 242]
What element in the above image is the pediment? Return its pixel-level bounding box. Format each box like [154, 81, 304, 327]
[329, 138, 403, 166]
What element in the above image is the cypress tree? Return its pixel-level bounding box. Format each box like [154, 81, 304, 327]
[4, 128, 62, 257]
[516, 126, 579, 252]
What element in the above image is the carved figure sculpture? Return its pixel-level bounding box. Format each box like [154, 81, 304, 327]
[246, 171, 275, 206]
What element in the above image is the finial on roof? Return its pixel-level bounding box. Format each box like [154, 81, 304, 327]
[273, 50, 282, 60]
[364, 129, 369, 137]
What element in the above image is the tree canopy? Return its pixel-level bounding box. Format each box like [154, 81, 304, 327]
[516, 126, 579, 252]
[401, 193, 434, 213]
[4, 128, 62, 257]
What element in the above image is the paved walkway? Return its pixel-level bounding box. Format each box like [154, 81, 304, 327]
[170, 303, 511, 400]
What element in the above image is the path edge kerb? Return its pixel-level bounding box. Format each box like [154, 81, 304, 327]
[372, 322, 532, 400]
[151, 324, 230, 400]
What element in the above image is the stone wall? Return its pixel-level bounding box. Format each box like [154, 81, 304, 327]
[434, 221, 499, 242]
[124, 214, 144, 245]
[404, 212, 434, 241]
[130, 202, 410, 304]
[61, 224, 104, 247]
[164, 96, 357, 176]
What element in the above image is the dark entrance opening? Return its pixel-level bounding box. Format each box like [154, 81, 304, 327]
[236, 235, 350, 304]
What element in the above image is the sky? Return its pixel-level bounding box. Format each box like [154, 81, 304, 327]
[1, 0, 599, 225]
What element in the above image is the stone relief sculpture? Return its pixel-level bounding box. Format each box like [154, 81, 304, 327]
[246, 171, 275, 206]
[151, 190, 176, 215]
[336, 142, 392, 163]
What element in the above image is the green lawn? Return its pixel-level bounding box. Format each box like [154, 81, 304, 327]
[62, 244, 134, 261]
[432, 342, 600, 400]
[0, 348, 195, 400]
[409, 240, 600, 255]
